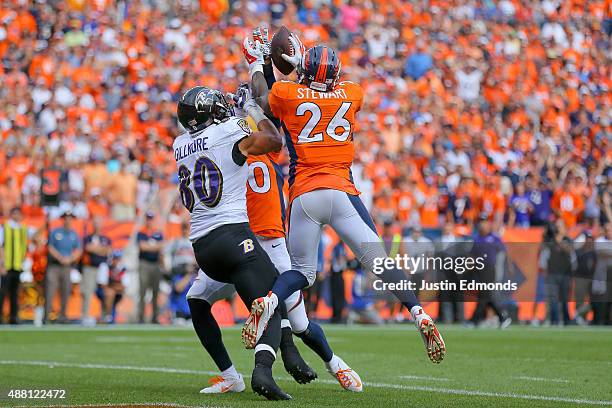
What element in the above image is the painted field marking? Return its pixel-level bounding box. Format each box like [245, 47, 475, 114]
[9, 404, 218, 408]
[1, 360, 611, 406]
[399, 375, 452, 381]
[512, 375, 570, 383]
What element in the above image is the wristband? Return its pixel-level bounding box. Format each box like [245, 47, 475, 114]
[249, 64, 264, 77]
[246, 103, 267, 124]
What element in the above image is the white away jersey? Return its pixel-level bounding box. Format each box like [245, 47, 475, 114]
[173, 117, 252, 241]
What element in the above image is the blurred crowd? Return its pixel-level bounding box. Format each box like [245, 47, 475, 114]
[0, 0, 611, 324]
[0, 0, 610, 229]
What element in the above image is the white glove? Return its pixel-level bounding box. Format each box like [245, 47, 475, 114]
[242, 36, 265, 76]
[252, 26, 271, 59]
[281, 33, 305, 68]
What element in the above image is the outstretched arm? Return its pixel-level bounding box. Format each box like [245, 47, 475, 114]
[238, 114, 282, 156]
[251, 69, 273, 118]
[243, 28, 275, 117]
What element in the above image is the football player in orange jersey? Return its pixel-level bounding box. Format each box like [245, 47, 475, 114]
[241, 28, 446, 371]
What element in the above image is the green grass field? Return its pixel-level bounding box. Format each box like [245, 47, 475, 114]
[0, 325, 611, 408]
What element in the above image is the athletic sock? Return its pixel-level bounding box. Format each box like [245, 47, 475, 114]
[188, 298, 233, 372]
[221, 365, 240, 380]
[325, 354, 341, 372]
[254, 349, 276, 369]
[295, 321, 333, 362]
[280, 326, 299, 355]
[271, 270, 308, 303]
[410, 305, 424, 319]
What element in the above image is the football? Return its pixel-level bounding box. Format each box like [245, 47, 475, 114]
[271, 25, 295, 75]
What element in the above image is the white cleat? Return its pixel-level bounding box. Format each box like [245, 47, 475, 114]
[414, 307, 446, 363]
[242, 292, 276, 349]
[200, 374, 246, 394]
[326, 355, 363, 392]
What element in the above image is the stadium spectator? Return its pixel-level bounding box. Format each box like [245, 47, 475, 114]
[46, 210, 82, 324]
[165, 223, 195, 277]
[437, 223, 465, 324]
[542, 219, 574, 326]
[108, 160, 138, 221]
[402, 225, 434, 298]
[329, 241, 348, 324]
[348, 265, 383, 325]
[404, 40, 433, 80]
[81, 216, 112, 326]
[137, 212, 164, 324]
[169, 266, 195, 325]
[29, 228, 48, 327]
[469, 216, 511, 328]
[508, 182, 532, 228]
[100, 250, 126, 324]
[573, 231, 597, 325]
[0, 207, 30, 324]
[592, 223, 612, 325]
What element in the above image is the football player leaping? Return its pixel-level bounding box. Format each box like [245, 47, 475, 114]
[188, 50, 364, 394]
[241, 28, 447, 367]
[173, 86, 291, 400]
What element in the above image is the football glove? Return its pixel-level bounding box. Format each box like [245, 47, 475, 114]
[227, 83, 250, 118]
[242, 36, 265, 77]
[227, 84, 266, 124]
[252, 26, 271, 59]
[281, 33, 305, 68]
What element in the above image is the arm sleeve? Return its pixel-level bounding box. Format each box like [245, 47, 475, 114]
[263, 66, 281, 127]
[232, 138, 248, 166]
[263, 62, 276, 90]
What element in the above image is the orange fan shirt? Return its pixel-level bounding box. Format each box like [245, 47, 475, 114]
[551, 189, 584, 227]
[268, 80, 362, 203]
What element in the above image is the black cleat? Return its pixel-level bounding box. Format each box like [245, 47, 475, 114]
[251, 364, 292, 400]
[282, 350, 318, 384]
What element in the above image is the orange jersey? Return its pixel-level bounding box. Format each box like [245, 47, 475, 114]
[268, 80, 362, 203]
[246, 152, 286, 238]
[551, 189, 583, 227]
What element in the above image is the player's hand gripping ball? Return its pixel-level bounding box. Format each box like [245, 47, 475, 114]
[271, 26, 304, 75]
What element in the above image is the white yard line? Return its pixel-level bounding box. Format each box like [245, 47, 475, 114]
[399, 374, 451, 381]
[9, 404, 217, 408]
[1, 360, 611, 406]
[512, 375, 570, 383]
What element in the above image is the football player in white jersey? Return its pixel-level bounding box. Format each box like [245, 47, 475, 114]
[174, 85, 291, 400]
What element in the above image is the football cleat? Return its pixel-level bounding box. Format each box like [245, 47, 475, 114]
[414, 308, 446, 363]
[326, 355, 363, 392]
[251, 365, 292, 400]
[242, 293, 276, 349]
[281, 349, 318, 384]
[199, 374, 246, 394]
